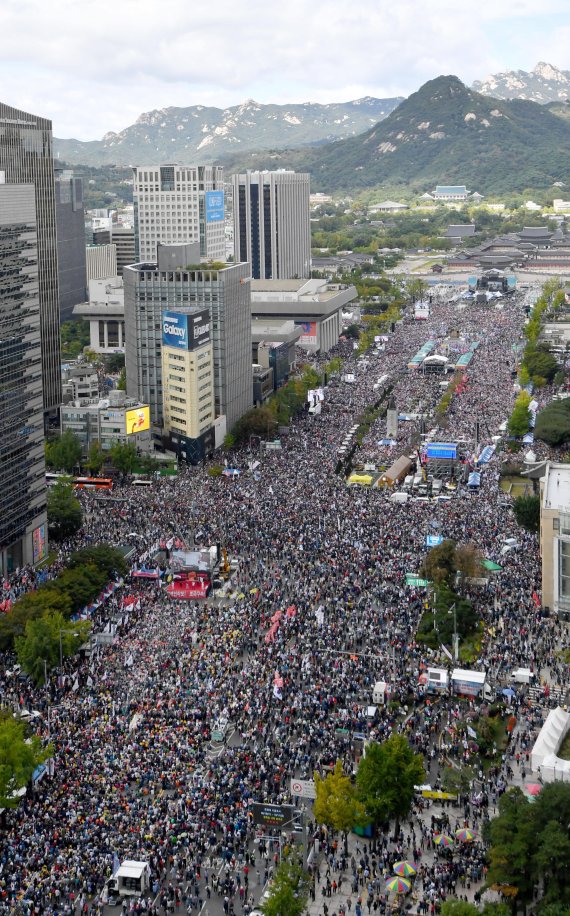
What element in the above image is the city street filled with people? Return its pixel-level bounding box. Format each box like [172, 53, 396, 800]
[1, 285, 567, 916]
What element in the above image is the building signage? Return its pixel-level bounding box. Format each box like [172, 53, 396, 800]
[32, 525, 46, 565]
[125, 406, 150, 436]
[205, 190, 225, 223]
[251, 802, 295, 828]
[163, 311, 190, 349]
[163, 309, 210, 351]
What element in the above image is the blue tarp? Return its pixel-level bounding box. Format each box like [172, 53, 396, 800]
[427, 443, 457, 460]
[477, 446, 495, 465]
[522, 433, 534, 444]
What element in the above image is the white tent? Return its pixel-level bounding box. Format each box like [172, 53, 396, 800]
[531, 707, 570, 781]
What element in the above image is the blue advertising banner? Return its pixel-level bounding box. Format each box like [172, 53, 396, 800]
[205, 190, 225, 223]
[162, 311, 190, 350]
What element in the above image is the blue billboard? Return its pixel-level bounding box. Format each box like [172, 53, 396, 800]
[205, 190, 225, 223]
[162, 311, 189, 350]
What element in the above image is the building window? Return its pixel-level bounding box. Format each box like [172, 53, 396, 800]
[559, 539, 570, 606]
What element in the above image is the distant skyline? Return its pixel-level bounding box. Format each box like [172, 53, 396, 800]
[1, 0, 569, 140]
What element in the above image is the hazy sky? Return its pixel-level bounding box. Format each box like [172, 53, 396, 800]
[1, 0, 569, 139]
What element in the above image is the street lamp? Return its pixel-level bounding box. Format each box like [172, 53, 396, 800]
[448, 603, 458, 661]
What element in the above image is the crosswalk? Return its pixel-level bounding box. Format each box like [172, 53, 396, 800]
[527, 684, 567, 705]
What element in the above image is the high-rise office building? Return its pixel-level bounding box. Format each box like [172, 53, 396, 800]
[0, 184, 48, 574]
[0, 102, 62, 418]
[112, 226, 135, 276]
[54, 168, 87, 321]
[124, 243, 252, 433]
[232, 170, 311, 280]
[133, 164, 225, 263]
[161, 307, 216, 462]
[86, 243, 117, 281]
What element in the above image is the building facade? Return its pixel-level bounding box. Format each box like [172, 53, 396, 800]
[112, 226, 135, 276]
[161, 307, 216, 462]
[124, 244, 252, 432]
[73, 277, 125, 353]
[0, 184, 48, 573]
[133, 164, 225, 263]
[233, 170, 311, 280]
[540, 462, 570, 619]
[250, 278, 357, 353]
[86, 243, 117, 281]
[54, 168, 87, 321]
[61, 391, 151, 455]
[0, 101, 62, 418]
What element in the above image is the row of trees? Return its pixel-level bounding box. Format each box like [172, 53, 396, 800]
[0, 545, 127, 683]
[227, 364, 340, 446]
[45, 433, 160, 478]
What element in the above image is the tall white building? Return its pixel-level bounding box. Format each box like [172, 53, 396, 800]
[133, 164, 225, 263]
[232, 170, 311, 280]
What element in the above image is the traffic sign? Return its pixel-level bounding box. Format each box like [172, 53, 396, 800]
[290, 778, 316, 800]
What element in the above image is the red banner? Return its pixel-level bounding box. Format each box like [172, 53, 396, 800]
[167, 580, 209, 600]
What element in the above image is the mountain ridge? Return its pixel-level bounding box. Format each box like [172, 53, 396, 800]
[220, 75, 570, 195]
[472, 61, 570, 104]
[53, 96, 403, 166]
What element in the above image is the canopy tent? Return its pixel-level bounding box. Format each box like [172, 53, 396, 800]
[482, 559, 502, 572]
[531, 707, 570, 781]
[467, 472, 481, 488]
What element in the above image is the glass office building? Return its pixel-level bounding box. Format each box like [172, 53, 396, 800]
[0, 184, 48, 574]
[0, 102, 62, 420]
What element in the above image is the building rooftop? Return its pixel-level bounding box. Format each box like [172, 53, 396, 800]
[542, 462, 570, 513]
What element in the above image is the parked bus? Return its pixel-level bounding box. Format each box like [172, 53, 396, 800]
[73, 477, 113, 491]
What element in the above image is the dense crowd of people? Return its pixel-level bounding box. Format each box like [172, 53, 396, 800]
[0, 285, 567, 916]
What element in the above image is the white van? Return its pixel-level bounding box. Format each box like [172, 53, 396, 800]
[402, 475, 414, 492]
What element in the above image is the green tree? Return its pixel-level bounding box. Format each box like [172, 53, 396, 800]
[441, 765, 475, 797]
[49, 564, 108, 612]
[345, 324, 360, 340]
[535, 402, 570, 447]
[47, 480, 83, 541]
[487, 788, 535, 909]
[117, 368, 127, 390]
[420, 539, 458, 586]
[513, 494, 540, 532]
[109, 441, 137, 475]
[45, 430, 82, 473]
[137, 452, 161, 477]
[314, 760, 366, 852]
[85, 441, 105, 475]
[525, 350, 559, 383]
[15, 610, 91, 683]
[405, 277, 429, 302]
[262, 850, 310, 916]
[356, 735, 425, 838]
[60, 318, 90, 360]
[104, 353, 125, 373]
[0, 590, 72, 651]
[68, 544, 128, 580]
[508, 391, 532, 438]
[0, 716, 52, 807]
